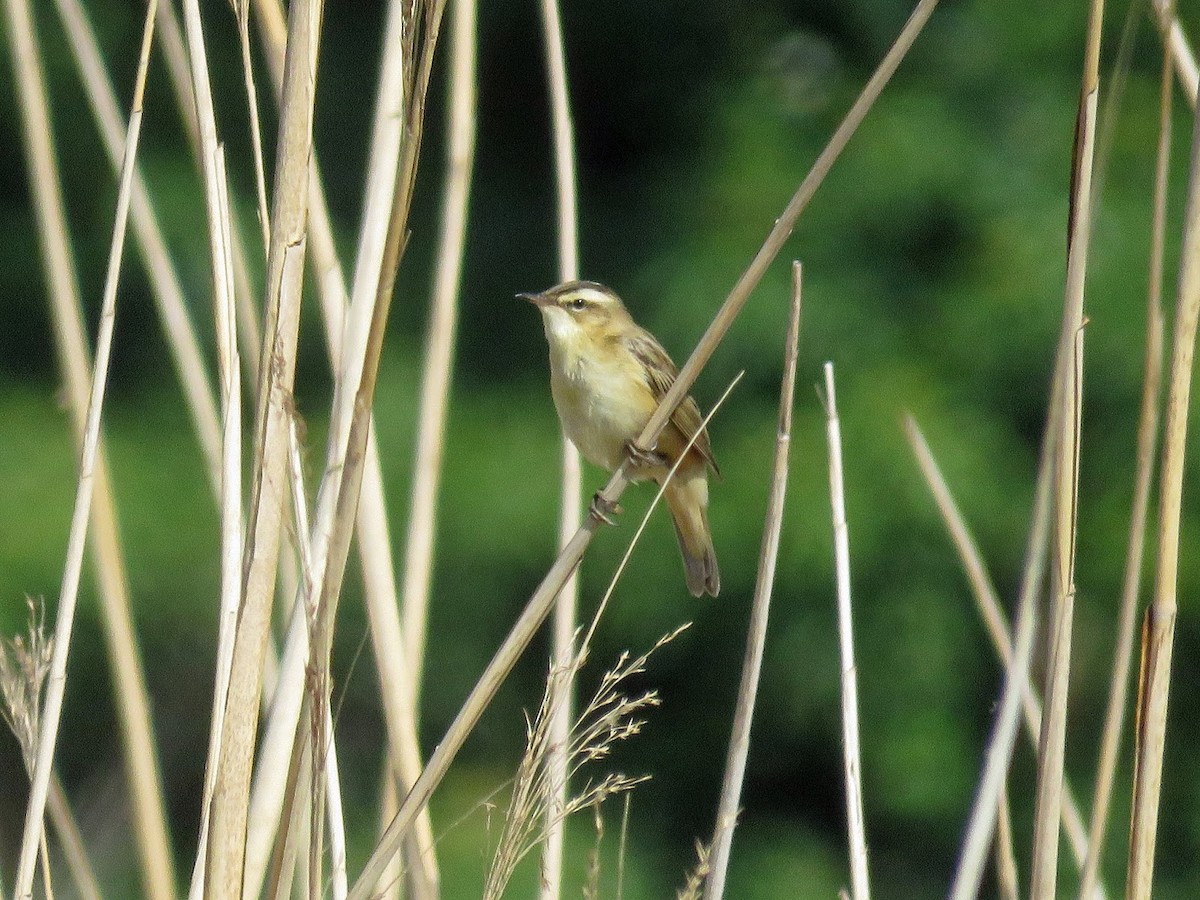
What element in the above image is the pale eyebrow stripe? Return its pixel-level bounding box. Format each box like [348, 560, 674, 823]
[568, 287, 613, 304]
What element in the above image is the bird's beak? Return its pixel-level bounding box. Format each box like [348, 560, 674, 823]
[517, 291, 551, 308]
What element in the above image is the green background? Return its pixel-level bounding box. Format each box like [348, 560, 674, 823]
[2, 0, 1200, 896]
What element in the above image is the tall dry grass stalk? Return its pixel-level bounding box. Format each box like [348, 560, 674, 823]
[205, 0, 325, 894]
[535, 0, 584, 894]
[1029, 2, 1103, 893]
[401, 0, 480, 699]
[1079, 5, 1171, 894]
[994, 788, 1019, 900]
[50, 0, 223, 487]
[233, 2, 439, 894]
[905, 419, 1104, 897]
[1126, 19, 1200, 900]
[9, 1, 159, 894]
[948, 424, 1055, 900]
[822, 362, 870, 900]
[5, 3, 162, 897]
[703, 263, 803, 900]
[386, 0, 478, 885]
[4, 0, 177, 896]
[1152, 1, 1199, 103]
[350, 6, 940, 892]
[272, 4, 450, 900]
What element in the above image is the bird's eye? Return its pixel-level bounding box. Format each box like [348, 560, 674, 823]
[569, 298, 587, 311]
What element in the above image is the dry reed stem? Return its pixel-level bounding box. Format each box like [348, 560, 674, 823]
[187, 146, 245, 900]
[11, 4, 158, 894]
[166, 0, 268, 891]
[248, 0, 434, 891]
[50, 0, 223, 489]
[56, 0, 262, 883]
[1150, 2, 1199, 104]
[1079, 9, 1171, 895]
[703, 263, 803, 900]
[46, 776, 104, 900]
[235, 0, 272, 253]
[1030, 0, 1103, 891]
[948, 420, 1055, 900]
[402, 0, 480, 699]
[821, 363, 870, 900]
[994, 787, 1019, 900]
[266, 728, 313, 900]
[148, 0, 264, 394]
[224, 1, 435, 893]
[6, 2, 178, 896]
[1126, 23, 1200, 900]
[242, 582, 315, 897]
[288, 4, 450, 900]
[281, 417, 349, 900]
[255, 2, 441, 893]
[349, 6, 940, 893]
[536, 0, 583, 894]
[904, 418, 1103, 897]
[205, 0, 324, 893]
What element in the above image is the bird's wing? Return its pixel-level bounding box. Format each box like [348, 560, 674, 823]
[624, 328, 720, 476]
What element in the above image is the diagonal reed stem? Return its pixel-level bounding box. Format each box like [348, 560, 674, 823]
[905, 418, 1106, 899]
[5, 2, 179, 897]
[10, 3, 159, 894]
[349, 4, 941, 894]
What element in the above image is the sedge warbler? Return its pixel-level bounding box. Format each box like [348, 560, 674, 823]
[520, 280, 719, 597]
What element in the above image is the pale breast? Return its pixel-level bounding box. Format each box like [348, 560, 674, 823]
[550, 351, 652, 473]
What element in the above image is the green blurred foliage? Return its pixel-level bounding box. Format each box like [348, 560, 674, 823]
[2, 0, 1200, 896]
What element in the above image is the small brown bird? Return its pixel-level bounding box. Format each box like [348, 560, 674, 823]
[520, 280, 719, 597]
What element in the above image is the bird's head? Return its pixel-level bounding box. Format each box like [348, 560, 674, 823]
[517, 280, 632, 348]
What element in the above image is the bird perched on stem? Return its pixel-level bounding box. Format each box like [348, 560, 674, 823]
[519, 280, 720, 597]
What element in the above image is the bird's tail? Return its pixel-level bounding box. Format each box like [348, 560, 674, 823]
[664, 472, 719, 597]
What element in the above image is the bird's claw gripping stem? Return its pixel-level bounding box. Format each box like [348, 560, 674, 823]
[624, 440, 666, 470]
[589, 492, 623, 525]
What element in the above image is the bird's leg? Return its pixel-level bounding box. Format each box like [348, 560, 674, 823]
[624, 440, 667, 471]
[589, 492, 623, 526]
